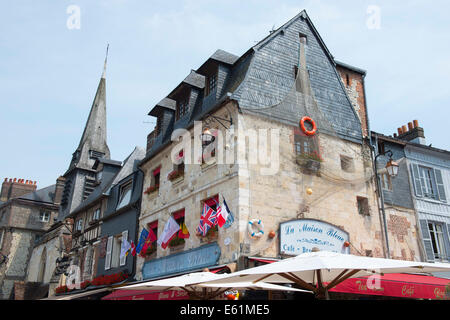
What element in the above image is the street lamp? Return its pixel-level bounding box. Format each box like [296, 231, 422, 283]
[374, 149, 399, 259]
[385, 158, 399, 177]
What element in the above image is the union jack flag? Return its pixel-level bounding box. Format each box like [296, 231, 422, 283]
[197, 203, 218, 236]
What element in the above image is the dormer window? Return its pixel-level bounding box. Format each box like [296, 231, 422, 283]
[156, 116, 162, 136]
[205, 73, 217, 96]
[177, 98, 190, 120]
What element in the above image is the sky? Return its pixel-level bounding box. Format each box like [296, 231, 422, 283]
[1, 0, 449, 189]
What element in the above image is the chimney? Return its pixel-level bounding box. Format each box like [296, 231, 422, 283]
[0, 177, 37, 202]
[53, 176, 66, 205]
[397, 120, 426, 145]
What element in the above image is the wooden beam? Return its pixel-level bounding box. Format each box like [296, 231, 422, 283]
[326, 269, 362, 290]
[280, 272, 317, 293]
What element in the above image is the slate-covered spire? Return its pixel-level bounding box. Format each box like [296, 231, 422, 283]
[67, 46, 111, 172]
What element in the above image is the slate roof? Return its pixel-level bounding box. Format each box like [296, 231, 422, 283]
[142, 9, 364, 163]
[18, 184, 56, 204]
[68, 146, 145, 216]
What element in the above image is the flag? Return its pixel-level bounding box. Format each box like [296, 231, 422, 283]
[120, 239, 131, 259]
[222, 198, 234, 229]
[216, 201, 228, 228]
[130, 241, 136, 257]
[158, 216, 180, 249]
[197, 203, 218, 236]
[178, 221, 190, 239]
[139, 228, 157, 256]
[135, 228, 149, 254]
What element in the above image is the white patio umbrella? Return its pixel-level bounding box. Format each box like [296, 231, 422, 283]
[118, 271, 311, 300]
[201, 250, 450, 299]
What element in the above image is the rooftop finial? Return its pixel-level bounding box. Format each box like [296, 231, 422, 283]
[101, 43, 109, 79]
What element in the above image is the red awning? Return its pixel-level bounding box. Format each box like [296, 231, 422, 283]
[329, 273, 450, 300]
[102, 289, 189, 300]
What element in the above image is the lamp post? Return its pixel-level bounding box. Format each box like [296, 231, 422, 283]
[374, 149, 399, 259]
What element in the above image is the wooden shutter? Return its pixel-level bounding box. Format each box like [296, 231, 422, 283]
[419, 220, 435, 262]
[105, 236, 113, 270]
[120, 230, 128, 266]
[410, 164, 423, 197]
[434, 169, 447, 202]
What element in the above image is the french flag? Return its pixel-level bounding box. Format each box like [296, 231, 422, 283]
[216, 199, 231, 228]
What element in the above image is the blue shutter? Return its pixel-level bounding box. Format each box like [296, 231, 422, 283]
[419, 220, 434, 262]
[434, 169, 447, 202]
[410, 164, 423, 197]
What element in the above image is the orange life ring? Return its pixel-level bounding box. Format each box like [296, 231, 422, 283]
[300, 116, 317, 136]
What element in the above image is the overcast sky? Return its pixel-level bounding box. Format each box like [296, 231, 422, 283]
[1, 0, 449, 189]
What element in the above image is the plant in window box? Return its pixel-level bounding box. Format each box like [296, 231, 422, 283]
[55, 285, 69, 294]
[296, 151, 323, 172]
[197, 225, 218, 242]
[168, 236, 185, 248]
[144, 184, 159, 195]
[167, 170, 183, 181]
[143, 242, 157, 256]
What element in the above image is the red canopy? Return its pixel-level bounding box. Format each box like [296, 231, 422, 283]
[102, 289, 188, 300]
[329, 273, 449, 300]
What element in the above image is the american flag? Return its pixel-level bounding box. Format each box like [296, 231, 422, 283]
[197, 203, 218, 236]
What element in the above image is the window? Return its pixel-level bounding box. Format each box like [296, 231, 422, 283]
[39, 211, 50, 223]
[428, 222, 447, 261]
[177, 97, 190, 120]
[357, 197, 370, 216]
[76, 218, 83, 231]
[340, 155, 354, 172]
[169, 209, 186, 248]
[93, 208, 101, 221]
[111, 234, 122, 269]
[294, 130, 320, 158]
[117, 181, 132, 209]
[411, 164, 446, 202]
[345, 73, 350, 87]
[419, 166, 436, 199]
[205, 73, 217, 96]
[380, 173, 392, 191]
[199, 195, 219, 239]
[377, 141, 385, 155]
[156, 116, 162, 136]
[153, 167, 161, 189]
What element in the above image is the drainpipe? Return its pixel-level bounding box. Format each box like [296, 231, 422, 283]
[372, 134, 391, 259]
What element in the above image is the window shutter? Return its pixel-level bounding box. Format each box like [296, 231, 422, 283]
[410, 164, 423, 197]
[120, 230, 128, 266]
[419, 220, 434, 262]
[434, 169, 447, 202]
[445, 224, 450, 261]
[105, 236, 113, 270]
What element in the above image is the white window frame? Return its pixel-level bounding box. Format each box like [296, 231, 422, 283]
[39, 211, 50, 223]
[428, 222, 448, 261]
[119, 230, 128, 267]
[93, 208, 101, 221]
[117, 181, 132, 210]
[105, 236, 113, 270]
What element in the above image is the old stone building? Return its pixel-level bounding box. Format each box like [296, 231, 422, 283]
[135, 10, 389, 282]
[0, 178, 61, 299]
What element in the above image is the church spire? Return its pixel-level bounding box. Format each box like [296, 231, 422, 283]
[67, 46, 111, 172]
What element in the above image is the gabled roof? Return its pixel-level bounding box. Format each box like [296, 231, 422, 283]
[148, 98, 176, 117]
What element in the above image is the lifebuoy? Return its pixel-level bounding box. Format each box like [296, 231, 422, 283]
[248, 219, 264, 238]
[300, 116, 317, 136]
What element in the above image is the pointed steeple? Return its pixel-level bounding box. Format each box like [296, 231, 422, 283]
[67, 46, 111, 172]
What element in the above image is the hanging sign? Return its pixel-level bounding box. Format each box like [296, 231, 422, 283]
[279, 219, 350, 255]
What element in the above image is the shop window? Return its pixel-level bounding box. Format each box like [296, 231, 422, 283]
[357, 196, 370, 216]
